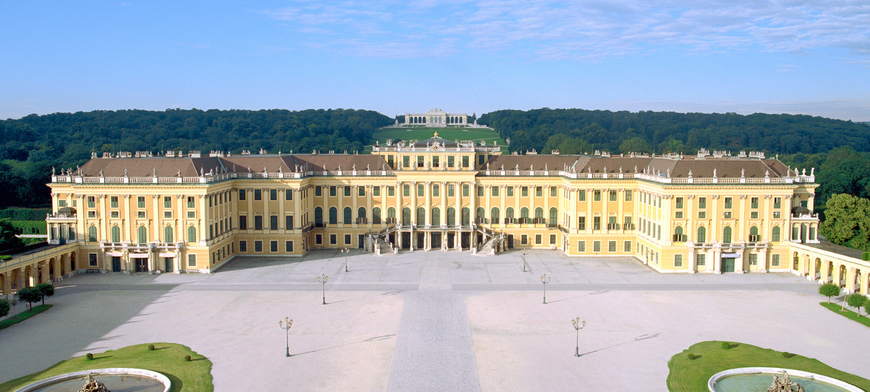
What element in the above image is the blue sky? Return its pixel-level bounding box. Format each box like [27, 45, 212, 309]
[2, 1, 868, 121]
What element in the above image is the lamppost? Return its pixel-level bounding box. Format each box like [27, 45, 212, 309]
[279, 316, 293, 357]
[317, 274, 328, 305]
[572, 317, 586, 357]
[342, 248, 349, 272]
[541, 274, 551, 304]
[522, 248, 529, 272]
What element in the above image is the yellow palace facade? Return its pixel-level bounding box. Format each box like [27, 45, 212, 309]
[43, 134, 821, 276]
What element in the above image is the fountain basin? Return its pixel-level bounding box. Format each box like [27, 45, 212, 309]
[14, 368, 170, 392]
[708, 367, 861, 392]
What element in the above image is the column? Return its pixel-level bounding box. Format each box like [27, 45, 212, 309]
[410, 182, 417, 226]
[352, 186, 359, 227]
[279, 189, 285, 231]
[485, 185, 492, 224]
[99, 195, 108, 241]
[247, 189, 254, 233]
[846, 267, 857, 293]
[264, 188, 270, 229]
[200, 194, 208, 244]
[175, 194, 184, 273]
[543, 186, 550, 226]
[470, 182, 476, 226]
[294, 188, 302, 230]
[123, 195, 131, 244]
[440, 182, 447, 227]
[425, 182, 432, 226]
[710, 195, 719, 243]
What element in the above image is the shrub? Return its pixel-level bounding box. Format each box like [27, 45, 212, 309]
[184, 355, 192, 362]
[687, 353, 696, 360]
[781, 352, 793, 358]
[721, 342, 731, 349]
[0, 255, 11, 261]
[0, 299, 9, 318]
[846, 293, 868, 316]
[819, 283, 841, 303]
[86, 353, 94, 360]
[148, 344, 155, 351]
[16, 287, 41, 310]
[34, 283, 54, 306]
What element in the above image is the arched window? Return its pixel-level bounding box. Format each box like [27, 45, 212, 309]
[521, 207, 529, 219]
[535, 207, 544, 219]
[111, 225, 120, 243]
[188, 226, 197, 242]
[674, 226, 684, 242]
[329, 207, 338, 224]
[88, 225, 97, 242]
[358, 207, 366, 220]
[549, 207, 557, 226]
[432, 207, 441, 226]
[343, 207, 352, 223]
[138, 226, 147, 244]
[750, 226, 759, 242]
[373, 207, 382, 224]
[388, 207, 396, 220]
[697, 226, 706, 243]
[315, 207, 323, 226]
[417, 207, 426, 225]
[402, 207, 411, 225]
[476, 207, 485, 223]
[723, 226, 732, 244]
[164, 226, 173, 243]
[447, 207, 456, 226]
[461, 207, 470, 225]
[506, 207, 515, 220]
[772, 226, 781, 242]
[491, 207, 500, 224]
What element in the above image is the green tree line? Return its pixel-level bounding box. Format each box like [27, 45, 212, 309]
[0, 108, 392, 208]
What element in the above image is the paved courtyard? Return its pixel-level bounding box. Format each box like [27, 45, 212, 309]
[1, 249, 867, 391]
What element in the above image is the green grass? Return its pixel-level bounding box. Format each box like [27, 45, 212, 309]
[11, 220, 46, 234]
[667, 341, 870, 391]
[820, 301, 870, 327]
[0, 343, 213, 392]
[371, 126, 507, 152]
[0, 304, 51, 330]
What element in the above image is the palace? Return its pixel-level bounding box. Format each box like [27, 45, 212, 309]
[3, 131, 870, 296]
[400, 109, 470, 127]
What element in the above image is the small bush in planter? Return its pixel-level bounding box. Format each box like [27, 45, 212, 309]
[86, 353, 94, 360]
[148, 344, 155, 351]
[781, 352, 793, 358]
[721, 342, 731, 349]
[687, 353, 697, 360]
[184, 355, 192, 362]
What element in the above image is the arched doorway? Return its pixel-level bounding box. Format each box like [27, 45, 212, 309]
[839, 265, 847, 287]
[814, 258, 822, 281]
[23, 265, 34, 287]
[0, 273, 6, 295]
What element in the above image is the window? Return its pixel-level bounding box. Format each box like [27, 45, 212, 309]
[270, 215, 278, 230]
[609, 190, 617, 201]
[254, 215, 263, 230]
[772, 226, 781, 241]
[772, 254, 780, 266]
[551, 187, 557, 197]
[624, 216, 633, 230]
[593, 190, 601, 201]
[403, 184, 410, 197]
[749, 254, 758, 266]
[697, 226, 706, 243]
[448, 156, 455, 167]
[773, 211, 781, 219]
[751, 197, 759, 209]
[593, 216, 601, 230]
[403, 156, 410, 168]
[774, 197, 782, 209]
[578, 216, 586, 230]
[187, 254, 197, 267]
[723, 211, 732, 219]
[521, 187, 528, 197]
[521, 234, 528, 245]
[286, 241, 294, 252]
[330, 234, 337, 244]
[419, 207, 428, 225]
[507, 187, 514, 197]
[286, 189, 293, 200]
[723, 226, 732, 244]
[344, 207, 352, 223]
[344, 186, 351, 197]
[110, 196, 119, 208]
[625, 190, 632, 201]
[240, 189, 247, 200]
[579, 190, 586, 201]
[535, 234, 542, 245]
[536, 187, 542, 197]
[697, 254, 706, 266]
[433, 185, 440, 197]
[187, 211, 195, 218]
[550, 234, 556, 244]
[462, 156, 469, 167]
[88, 196, 96, 208]
[698, 197, 706, 209]
[593, 241, 601, 252]
[608, 241, 616, 252]
[478, 186, 484, 197]
[239, 216, 247, 230]
[373, 207, 382, 224]
[330, 186, 337, 197]
[673, 226, 685, 242]
[315, 186, 322, 197]
[373, 186, 380, 196]
[419, 184, 426, 197]
[698, 211, 706, 219]
[89, 253, 98, 266]
[270, 189, 277, 200]
[344, 234, 351, 245]
[286, 215, 294, 230]
[162, 211, 171, 219]
[388, 186, 394, 197]
[751, 211, 758, 219]
[111, 225, 121, 242]
[675, 197, 683, 209]
[578, 241, 586, 252]
[254, 189, 262, 200]
[188, 226, 196, 242]
[358, 186, 365, 197]
[185, 196, 194, 208]
[448, 184, 455, 197]
[417, 156, 424, 168]
[88, 226, 97, 241]
[675, 211, 683, 219]
[432, 156, 440, 167]
[674, 254, 683, 267]
[137, 226, 147, 243]
[315, 234, 322, 245]
[492, 186, 499, 197]
[724, 197, 732, 209]
[624, 241, 632, 252]
[254, 241, 263, 252]
[463, 184, 469, 197]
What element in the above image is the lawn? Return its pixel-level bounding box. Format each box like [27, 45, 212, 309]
[0, 304, 51, 331]
[0, 343, 213, 392]
[820, 301, 870, 327]
[667, 341, 870, 391]
[371, 126, 507, 152]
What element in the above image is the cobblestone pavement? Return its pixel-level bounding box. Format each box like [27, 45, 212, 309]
[1, 249, 865, 391]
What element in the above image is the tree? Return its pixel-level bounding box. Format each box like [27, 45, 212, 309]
[34, 282, 55, 306]
[0, 298, 9, 318]
[846, 293, 868, 316]
[819, 283, 841, 303]
[0, 218, 24, 252]
[16, 287, 41, 310]
[819, 194, 870, 251]
[618, 137, 653, 154]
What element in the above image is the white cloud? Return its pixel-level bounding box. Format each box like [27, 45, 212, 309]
[262, 0, 870, 60]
